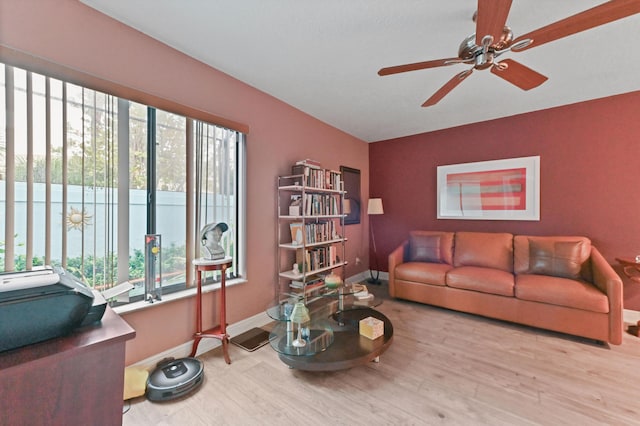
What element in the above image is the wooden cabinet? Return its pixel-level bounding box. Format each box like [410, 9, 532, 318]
[0, 307, 135, 425]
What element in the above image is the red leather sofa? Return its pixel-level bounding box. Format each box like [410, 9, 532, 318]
[388, 231, 623, 344]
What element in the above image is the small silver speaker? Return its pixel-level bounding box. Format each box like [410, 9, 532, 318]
[146, 357, 204, 401]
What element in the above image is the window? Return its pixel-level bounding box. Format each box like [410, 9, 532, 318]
[0, 62, 246, 304]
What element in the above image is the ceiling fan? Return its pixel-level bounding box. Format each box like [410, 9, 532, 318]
[378, 0, 640, 107]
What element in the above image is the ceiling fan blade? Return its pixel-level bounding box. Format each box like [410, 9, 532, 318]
[475, 0, 513, 46]
[490, 59, 548, 90]
[512, 0, 640, 52]
[422, 69, 473, 107]
[378, 58, 462, 76]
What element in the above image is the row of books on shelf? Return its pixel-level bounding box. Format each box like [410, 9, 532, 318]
[288, 276, 326, 299]
[291, 164, 342, 191]
[289, 221, 339, 245]
[289, 275, 324, 289]
[297, 246, 340, 272]
[300, 193, 340, 216]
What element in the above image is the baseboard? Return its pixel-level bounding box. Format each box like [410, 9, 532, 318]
[624, 309, 640, 323]
[376, 270, 389, 281]
[345, 271, 368, 283]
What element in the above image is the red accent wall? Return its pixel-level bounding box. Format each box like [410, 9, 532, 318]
[370, 91, 640, 269]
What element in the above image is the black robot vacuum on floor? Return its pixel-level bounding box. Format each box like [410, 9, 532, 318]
[146, 357, 204, 402]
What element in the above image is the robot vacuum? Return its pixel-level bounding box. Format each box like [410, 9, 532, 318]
[146, 357, 204, 402]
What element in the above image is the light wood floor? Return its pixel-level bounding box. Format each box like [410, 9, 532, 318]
[123, 298, 640, 425]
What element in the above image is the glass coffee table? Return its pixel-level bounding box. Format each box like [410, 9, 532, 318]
[268, 284, 394, 371]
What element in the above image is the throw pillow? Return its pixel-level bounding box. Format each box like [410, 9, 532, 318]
[410, 234, 441, 263]
[528, 239, 583, 279]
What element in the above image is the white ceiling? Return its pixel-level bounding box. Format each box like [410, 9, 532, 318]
[80, 0, 640, 142]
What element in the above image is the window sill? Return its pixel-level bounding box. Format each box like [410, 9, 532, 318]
[112, 277, 247, 315]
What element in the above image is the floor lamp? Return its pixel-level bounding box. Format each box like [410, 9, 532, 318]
[367, 198, 384, 285]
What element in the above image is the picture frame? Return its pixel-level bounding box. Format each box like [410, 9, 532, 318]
[340, 166, 361, 225]
[290, 222, 304, 245]
[437, 156, 540, 221]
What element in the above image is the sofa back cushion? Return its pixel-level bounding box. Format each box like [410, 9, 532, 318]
[514, 235, 592, 279]
[453, 232, 514, 272]
[408, 231, 454, 264]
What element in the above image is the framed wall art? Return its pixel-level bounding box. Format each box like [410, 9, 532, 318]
[437, 156, 540, 221]
[340, 166, 361, 225]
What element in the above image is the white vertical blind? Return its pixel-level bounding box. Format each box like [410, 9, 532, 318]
[193, 123, 238, 281]
[45, 77, 52, 265]
[117, 98, 130, 286]
[26, 71, 33, 270]
[3, 65, 15, 271]
[61, 82, 68, 269]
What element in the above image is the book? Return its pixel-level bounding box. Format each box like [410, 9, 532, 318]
[289, 278, 325, 292]
[295, 159, 322, 168]
[353, 293, 375, 306]
[354, 285, 370, 299]
[291, 164, 310, 177]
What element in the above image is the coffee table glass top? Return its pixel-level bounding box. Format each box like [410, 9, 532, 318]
[269, 319, 334, 356]
[266, 283, 381, 322]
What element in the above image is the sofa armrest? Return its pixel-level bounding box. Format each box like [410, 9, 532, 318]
[388, 240, 408, 298]
[590, 247, 623, 345]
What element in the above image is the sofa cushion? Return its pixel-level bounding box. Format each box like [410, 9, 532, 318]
[395, 262, 452, 286]
[408, 231, 454, 264]
[515, 274, 608, 313]
[528, 239, 583, 279]
[514, 235, 592, 279]
[409, 234, 440, 263]
[453, 232, 514, 272]
[446, 266, 515, 296]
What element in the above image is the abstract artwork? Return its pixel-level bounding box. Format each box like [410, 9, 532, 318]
[341, 166, 361, 225]
[437, 156, 540, 221]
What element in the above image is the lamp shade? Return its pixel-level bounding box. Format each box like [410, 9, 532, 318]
[367, 198, 384, 215]
[290, 302, 310, 324]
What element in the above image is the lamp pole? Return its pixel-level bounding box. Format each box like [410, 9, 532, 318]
[367, 198, 384, 285]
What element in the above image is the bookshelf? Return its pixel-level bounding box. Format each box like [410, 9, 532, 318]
[276, 161, 347, 307]
[268, 162, 392, 369]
